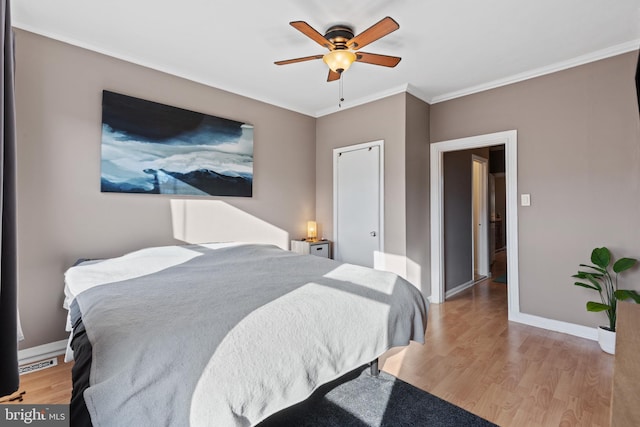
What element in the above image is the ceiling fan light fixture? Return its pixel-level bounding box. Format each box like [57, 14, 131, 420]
[323, 50, 357, 74]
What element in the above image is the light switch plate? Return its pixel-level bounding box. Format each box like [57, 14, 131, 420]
[521, 194, 531, 206]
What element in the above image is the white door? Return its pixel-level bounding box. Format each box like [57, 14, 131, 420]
[333, 142, 383, 267]
[472, 155, 489, 277]
[489, 173, 496, 264]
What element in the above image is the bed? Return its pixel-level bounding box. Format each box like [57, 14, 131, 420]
[63, 242, 428, 426]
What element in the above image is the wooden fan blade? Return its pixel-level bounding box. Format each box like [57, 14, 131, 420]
[290, 21, 335, 50]
[274, 54, 324, 66]
[355, 52, 401, 67]
[327, 70, 341, 82]
[347, 16, 399, 50]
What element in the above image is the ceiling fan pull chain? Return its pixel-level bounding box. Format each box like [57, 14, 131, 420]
[339, 74, 344, 108]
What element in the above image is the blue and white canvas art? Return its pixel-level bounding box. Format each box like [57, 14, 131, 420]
[101, 91, 253, 197]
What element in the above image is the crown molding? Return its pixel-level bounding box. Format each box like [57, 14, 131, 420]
[313, 83, 410, 117]
[13, 21, 639, 115]
[430, 39, 640, 104]
[11, 22, 317, 117]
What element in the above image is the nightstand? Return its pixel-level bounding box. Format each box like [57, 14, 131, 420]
[291, 239, 332, 259]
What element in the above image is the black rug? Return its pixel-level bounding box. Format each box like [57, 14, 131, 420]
[259, 366, 497, 427]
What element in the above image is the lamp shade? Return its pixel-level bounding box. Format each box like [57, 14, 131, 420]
[323, 50, 357, 73]
[307, 221, 318, 240]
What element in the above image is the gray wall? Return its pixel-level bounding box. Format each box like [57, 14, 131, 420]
[443, 148, 490, 291]
[405, 94, 430, 293]
[431, 50, 640, 327]
[443, 150, 473, 290]
[15, 29, 317, 349]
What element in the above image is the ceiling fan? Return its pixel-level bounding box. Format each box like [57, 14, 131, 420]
[275, 16, 401, 82]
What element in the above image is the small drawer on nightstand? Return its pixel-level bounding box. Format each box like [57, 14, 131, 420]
[311, 242, 330, 258]
[291, 240, 333, 259]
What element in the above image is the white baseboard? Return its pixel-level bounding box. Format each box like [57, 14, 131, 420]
[18, 339, 68, 366]
[445, 279, 475, 299]
[427, 291, 598, 341]
[509, 311, 598, 341]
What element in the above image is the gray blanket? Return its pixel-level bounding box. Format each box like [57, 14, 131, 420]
[69, 243, 427, 426]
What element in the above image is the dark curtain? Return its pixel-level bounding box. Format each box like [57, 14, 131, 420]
[0, 0, 18, 397]
[636, 51, 640, 114]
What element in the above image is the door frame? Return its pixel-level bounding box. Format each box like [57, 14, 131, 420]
[430, 130, 520, 320]
[333, 140, 385, 262]
[471, 154, 489, 278]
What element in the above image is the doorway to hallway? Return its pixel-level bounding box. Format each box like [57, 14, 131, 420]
[429, 130, 520, 320]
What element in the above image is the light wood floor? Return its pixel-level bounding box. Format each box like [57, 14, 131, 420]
[4, 252, 613, 426]
[382, 251, 614, 426]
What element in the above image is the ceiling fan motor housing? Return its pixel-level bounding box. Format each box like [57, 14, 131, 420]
[324, 25, 355, 48]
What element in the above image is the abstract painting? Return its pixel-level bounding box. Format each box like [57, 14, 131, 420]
[101, 90, 253, 197]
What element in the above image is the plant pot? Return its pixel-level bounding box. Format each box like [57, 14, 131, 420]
[598, 326, 616, 354]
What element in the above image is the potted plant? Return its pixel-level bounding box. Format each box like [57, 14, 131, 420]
[572, 246, 639, 354]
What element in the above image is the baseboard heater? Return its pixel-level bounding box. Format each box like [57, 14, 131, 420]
[19, 357, 58, 375]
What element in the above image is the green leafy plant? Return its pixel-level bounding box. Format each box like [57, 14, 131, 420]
[572, 247, 639, 332]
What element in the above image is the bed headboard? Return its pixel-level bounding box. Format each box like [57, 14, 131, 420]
[170, 199, 290, 249]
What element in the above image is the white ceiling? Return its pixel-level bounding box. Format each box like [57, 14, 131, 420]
[12, 0, 640, 117]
